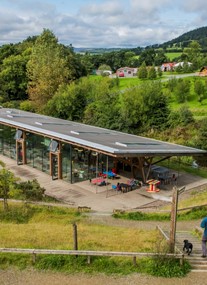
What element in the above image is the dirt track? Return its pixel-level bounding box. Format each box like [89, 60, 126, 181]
[1, 269, 207, 285]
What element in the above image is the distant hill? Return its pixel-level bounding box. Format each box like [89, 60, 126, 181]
[74, 47, 123, 54]
[74, 26, 207, 54]
[157, 26, 207, 51]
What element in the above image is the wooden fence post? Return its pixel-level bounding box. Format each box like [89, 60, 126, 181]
[87, 255, 91, 264]
[73, 223, 78, 251]
[32, 252, 36, 264]
[133, 256, 137, 266]
[180, 254, 184, 266]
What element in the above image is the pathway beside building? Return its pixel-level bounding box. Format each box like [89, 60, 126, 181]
[1, 155, 207, 213]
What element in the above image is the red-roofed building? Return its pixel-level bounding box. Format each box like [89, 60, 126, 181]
[161, 62, 175, 72]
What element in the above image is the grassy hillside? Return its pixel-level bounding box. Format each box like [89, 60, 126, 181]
[165, 52, 182, 61]
[158, 26, 207, 50]
[0, 203, 157, 252]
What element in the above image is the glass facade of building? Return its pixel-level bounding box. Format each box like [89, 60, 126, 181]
[0, 124, 114, 184]
[0, 124, 16, 160]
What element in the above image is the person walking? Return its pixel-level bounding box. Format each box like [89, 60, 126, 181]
[200, 216, 207, 257]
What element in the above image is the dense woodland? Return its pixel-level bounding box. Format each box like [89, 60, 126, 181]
[1, 28, 207, 165]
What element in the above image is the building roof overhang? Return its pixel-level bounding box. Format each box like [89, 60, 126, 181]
[0, 108, 206, 158]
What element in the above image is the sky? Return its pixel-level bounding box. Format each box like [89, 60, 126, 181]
[0, 0, 207, 48]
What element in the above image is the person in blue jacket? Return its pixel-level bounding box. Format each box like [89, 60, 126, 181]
[200, 217, 207, 257]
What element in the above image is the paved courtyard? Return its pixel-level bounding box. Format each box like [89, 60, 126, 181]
[1, 154, 207, 213]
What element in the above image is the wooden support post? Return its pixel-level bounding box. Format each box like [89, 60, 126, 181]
[169, 186, 185, 253]
[32, 253, 36, 264]
[133, 256, 136, 266]
[138, 157, 146, 183]
[22, 131, 27, 164]
[58, 142, 62, 179]
[169, 187, 178, 253]
[87, 255, 91, 264]
[49, 152, 52, 176]
[73, 223, 78, 251]
[180, 254, 184, 266]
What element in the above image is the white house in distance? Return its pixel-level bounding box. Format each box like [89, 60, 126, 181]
[174, 62, 192, 68]
[96, 70, 112, 76]
[116, 67, 138, 77]
[161, 62, 192, 72]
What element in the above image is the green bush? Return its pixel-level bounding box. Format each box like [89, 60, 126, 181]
[35, 255, 138, 275]
[0, 203, 35, 223]
[0, 253, 30, 270]
[177, 206, 207, 220]
[113, 211, 170, 221]
[0, 253, 190, 277]
[145, 256, 191, 277]
[113, 206, 207, 221]
[15, 179, 45, 201]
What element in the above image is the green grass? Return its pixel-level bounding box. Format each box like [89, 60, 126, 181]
[118, 77, 140, 89]
[164, 75, 207, 118]
[0, 202, 192, 277]
[0, 253, 190, 277]
[165, 52, 182, 61]
[160, 158, 207, 179]
[0, 202, 191, 277]
[113, 206, 207, 222]
[0, 203, 158, 252]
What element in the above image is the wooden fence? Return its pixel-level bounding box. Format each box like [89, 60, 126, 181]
[0, 247, 184, 266]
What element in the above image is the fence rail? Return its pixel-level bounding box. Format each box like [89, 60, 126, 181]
[0, 247, 184, 265]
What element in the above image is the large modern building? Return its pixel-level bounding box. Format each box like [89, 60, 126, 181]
[0, 108, 206, 183]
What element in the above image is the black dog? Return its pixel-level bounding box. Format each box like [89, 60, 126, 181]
[183, 239, 193, 255]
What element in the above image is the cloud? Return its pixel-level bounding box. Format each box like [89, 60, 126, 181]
[79, 1, 124, 17]
[181, 0, 207, 12]
[0, 0, 206, 47]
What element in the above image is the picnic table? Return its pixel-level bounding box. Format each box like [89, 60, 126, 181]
[146, 179, 160, 192]
[91, 178, 105, 185]
[103, 171, 117, 179]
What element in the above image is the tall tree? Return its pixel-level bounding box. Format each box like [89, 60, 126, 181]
[184, 40, 202, 70]
[117, 86, 143, 132]
[194, 79, 206, 104]
[148, 66, 157, 80]
[138, 48, 156, 66]
[83, 77, 120, 129]
[0, 43, 18, 64]
[154, 50, 167, 66]
[140, 81, 170, 131]
[46, 79, 88, 121]
[27, 29, 70, 110]
[0, 52, 29, 101]
[174, 79, 190, 103]
[138, 62, 147, 79]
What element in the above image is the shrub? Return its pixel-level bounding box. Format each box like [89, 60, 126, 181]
[146, 256, 191, 277]
[113, 206, 207, 221]
[0, 203, 35, 223]
[15, 179, 45, 201]
[113, 211, 170, 221]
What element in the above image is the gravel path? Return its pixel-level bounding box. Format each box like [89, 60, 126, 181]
[1, 269, 207, 285]
[86, 214, 200, 232]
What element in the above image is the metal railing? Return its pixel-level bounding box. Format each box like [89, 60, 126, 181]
[0, 247, 184, 266]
